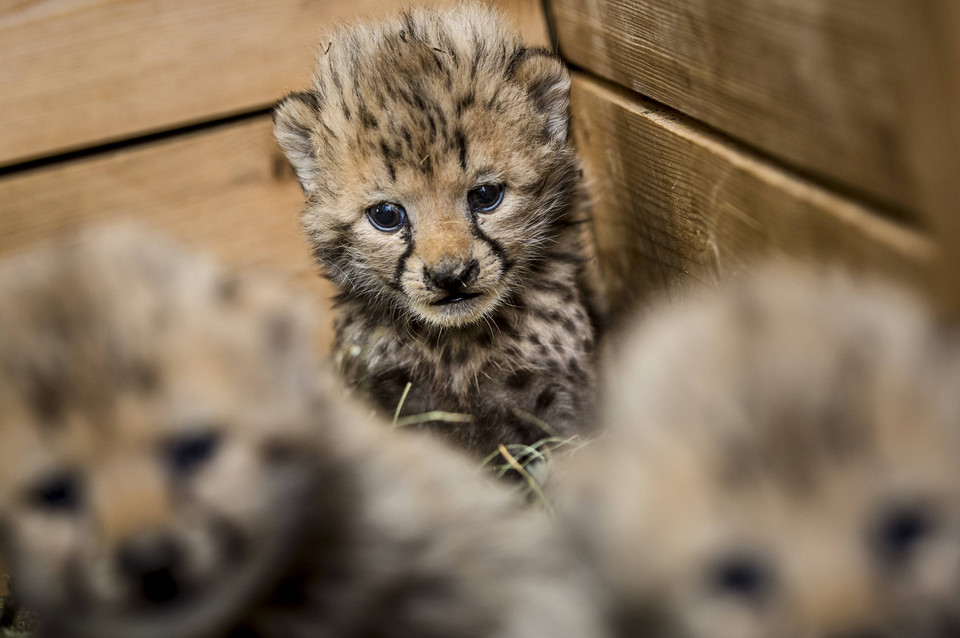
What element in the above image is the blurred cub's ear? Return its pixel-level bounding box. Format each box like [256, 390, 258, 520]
[273, 92, 323, 193]
[507, 48, 571, 144]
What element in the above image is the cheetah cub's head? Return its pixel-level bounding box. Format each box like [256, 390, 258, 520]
[0, 227, 319, 638]
[274, 5, 580, 328]
[555, 268, 960, 638]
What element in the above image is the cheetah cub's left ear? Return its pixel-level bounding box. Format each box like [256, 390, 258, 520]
[273, 91, 322, 194]
[507, 48, 572, 144]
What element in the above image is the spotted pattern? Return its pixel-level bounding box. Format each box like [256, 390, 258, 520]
[274, 5, 602, 457]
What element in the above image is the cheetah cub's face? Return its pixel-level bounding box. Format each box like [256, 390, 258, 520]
[274, 6, 579, 328]
[556, 269, 960, 638]
[0, 228, 318, 638]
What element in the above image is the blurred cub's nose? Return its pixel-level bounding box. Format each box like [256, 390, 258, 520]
[117, 533, 184, 603]
[427, 259, 479, 292]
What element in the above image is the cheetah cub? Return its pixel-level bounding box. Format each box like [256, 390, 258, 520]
[553, 267, 960, 638]
[273, 5, 598, 457]
[0, 226, 606, 638]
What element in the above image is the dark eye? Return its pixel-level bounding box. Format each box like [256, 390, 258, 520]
[708, 553, 773, 602]
[467, 184, 504, 213]
[874, 504, 934, 564]
[30, 472, 82, 512]
[166, 431, 221, 476]
[366, 202, 406, 232]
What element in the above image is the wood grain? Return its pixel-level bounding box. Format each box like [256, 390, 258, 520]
[570, 74, 934, 324]
[894, 0, 960, 317]
[550, 0, 928, 214]
[0, 0, 547, 167]
[0, 115, 337, 350]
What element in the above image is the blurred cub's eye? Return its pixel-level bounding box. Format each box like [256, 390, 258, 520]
[166, 431, 221, 476]
[708, 553, 774, 602]
[30, 472, 82, 512]
[467, 184, 504, 213]
[366, 202, 406, 232]
[874, 504, 934, 564]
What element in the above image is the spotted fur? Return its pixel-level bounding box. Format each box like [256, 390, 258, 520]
[0, 226, 605, 638]
[553, 267, 960, 638]
[273, 5, 599, 458]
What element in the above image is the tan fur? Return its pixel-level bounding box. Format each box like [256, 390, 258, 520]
[553, 266, 960, 638]
[273, 4, 599, 458]
[414, 207, 474, 269]
[0, 226, 606, 638]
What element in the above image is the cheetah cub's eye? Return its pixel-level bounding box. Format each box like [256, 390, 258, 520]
[873, 503, 934, 564]
[29, 471, 82, 513]
[366, 202, 406, 232]
[467, 184, 504, 213]
[707, 552, 774, 603]
[165, 430, 221, 476]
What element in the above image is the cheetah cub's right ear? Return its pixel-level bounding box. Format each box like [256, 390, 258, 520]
[273, 92, 323, 194]
[506, 47, 572, 144]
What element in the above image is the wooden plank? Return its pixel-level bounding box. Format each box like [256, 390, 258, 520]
[550, 0, 926, 214]
[0, 116, 336, 350]
[894, 1, 960, 317]
[0, 0, 547, 167]
[570, 74, 934, 324]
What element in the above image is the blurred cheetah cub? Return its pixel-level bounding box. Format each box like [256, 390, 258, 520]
[553, 268, 960, 638]
[274, 5, 598, 457]
[0, 227, 605, 638]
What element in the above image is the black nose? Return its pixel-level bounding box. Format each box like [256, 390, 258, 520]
[117, 534, 184, 603]
[427, 259, 479, 292]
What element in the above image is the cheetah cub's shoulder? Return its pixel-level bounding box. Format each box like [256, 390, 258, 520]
[274, 5, 599, 458]
[0, 226, 606, 638]
[553, 267, 960, 638]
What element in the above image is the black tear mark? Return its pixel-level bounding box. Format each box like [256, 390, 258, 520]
[393, 239, 415, 289]
[468, 215, 512, 274]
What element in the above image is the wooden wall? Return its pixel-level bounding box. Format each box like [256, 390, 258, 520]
[548, 0, 958, 323]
